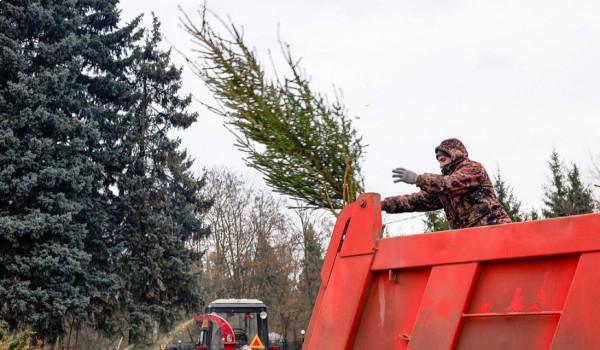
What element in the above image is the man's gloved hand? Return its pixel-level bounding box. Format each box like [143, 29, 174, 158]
[392, 167, 418, 185]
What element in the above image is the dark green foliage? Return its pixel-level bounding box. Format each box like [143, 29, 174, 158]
[0, 1, 209, 345]
[0, 0, 122, 340]
[0, 0, 142, 339]
[542, 150, 595, 218]
[113, 16, 211, 345]
[527, 208, 540, 221]
[565, 164, 595, 214]
[423, 210, 449, 232]
[298, 224, 323, 311]
[181, 9, 364, 213]
[542, 151, 568, 218]
[493, 168, 525, 222]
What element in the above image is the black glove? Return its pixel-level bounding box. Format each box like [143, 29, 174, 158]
[392, 167, 418, 185]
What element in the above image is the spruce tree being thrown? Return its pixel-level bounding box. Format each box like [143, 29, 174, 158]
[181, 8, 365, 214]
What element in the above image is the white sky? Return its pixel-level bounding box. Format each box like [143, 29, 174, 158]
[120, 0, 600, 234]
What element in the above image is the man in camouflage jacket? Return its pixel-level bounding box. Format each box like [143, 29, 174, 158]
[381, 138, 511, 229]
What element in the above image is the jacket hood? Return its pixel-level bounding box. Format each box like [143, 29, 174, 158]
[435, 138, 469, 175]
[435, 138, 468, 161]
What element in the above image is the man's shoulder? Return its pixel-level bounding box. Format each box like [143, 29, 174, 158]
[452, 159, 489, 178]
[457, 158, 485, 169]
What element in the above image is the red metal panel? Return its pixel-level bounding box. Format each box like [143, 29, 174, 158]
[456, 256, 578, 349]
[319, 211, 351, 289]
[353, 268, 431, 350]
[407, 262, 479, 350]
[319, 194, 382, 289]
[303, 193, 382, 350]
[458, 315, 560, 350]
[551, 252, 600, 349]
[372, 214, 600, 271]
[467, 256, 578, 314]
[305, 255, 374, 349]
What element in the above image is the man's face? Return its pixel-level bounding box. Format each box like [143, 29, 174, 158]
[437, 156, 452, 168]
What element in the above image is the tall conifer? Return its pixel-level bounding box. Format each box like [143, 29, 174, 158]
[0, 0, 137, 339]
[493, 169, 525, 222]
[542, 150, 594, 218]
[113, 16, 211, 345]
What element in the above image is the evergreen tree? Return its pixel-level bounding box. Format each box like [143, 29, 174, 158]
[0, 0, 136, 340]
[71, 6, 143, 342]
[181, 9, 364, 214]
[297, 222, 324, 313]
[542, 151, 568, 218]
[423, 210, 449, 232]
[565, 164, 595, 215]
[113, 16, 211, 345]
[542, 150, 594, 218]
[527, 208, 540, 221]
[493, 168, 525, 222]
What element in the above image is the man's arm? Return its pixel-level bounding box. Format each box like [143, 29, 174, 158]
[382, 191, 443, 213]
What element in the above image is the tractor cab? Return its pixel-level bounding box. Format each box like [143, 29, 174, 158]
[196, 299, 276, 350]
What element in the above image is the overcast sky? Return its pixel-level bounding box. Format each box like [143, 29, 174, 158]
[119, 0, 600, 234]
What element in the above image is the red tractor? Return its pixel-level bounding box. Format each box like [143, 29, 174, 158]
[194, 299, 279, 350]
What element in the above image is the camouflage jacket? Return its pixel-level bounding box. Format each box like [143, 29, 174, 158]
[382, 138, 512, 229]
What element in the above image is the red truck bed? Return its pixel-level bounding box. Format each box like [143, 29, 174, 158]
[304, 193, 600, 349]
